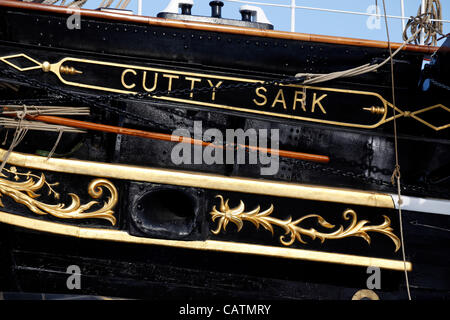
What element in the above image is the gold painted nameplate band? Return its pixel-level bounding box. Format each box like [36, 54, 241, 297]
[1, 54, 448, 131]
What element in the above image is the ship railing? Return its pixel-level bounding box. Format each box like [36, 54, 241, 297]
[76, 0, 450, 44]
[221, 0, 449, 45]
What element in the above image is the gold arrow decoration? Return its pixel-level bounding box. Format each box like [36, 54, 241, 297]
[0, 166, 117, 225]
[210, 195, 401, 252]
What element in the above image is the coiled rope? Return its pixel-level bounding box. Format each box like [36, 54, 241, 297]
[403, 0, 446, 46]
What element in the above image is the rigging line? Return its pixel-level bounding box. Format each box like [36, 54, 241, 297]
[116, 0, 131, 10]
[66, 0, 88, 8]
[0, 105, 28, 172]
[0, 67, 307, 131]
[46, 128, 64, 160]
[1, 105, 90, 116]
[430, 79, 450, 91]
[0, 109, 445, 196]
[410, 221, 450, 233]
[41, 0, 62, 5]
[295, 29, 420, 84]
[0, 68, 175, 131]
[0, 103, 86, 170]
[1, 128, 8, 145]
[0, 118, 85, 133]
[115, 0, 123, 9]
[0, 74, 447, 196]
[224, 0, 450, 23]
[0, 69, 322, 160]
[381, 0, 411, 301]
[100, 0, 114, 8]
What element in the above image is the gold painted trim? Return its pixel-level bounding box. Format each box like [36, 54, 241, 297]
[0, 210, 412, 271]
[161, 84, 388, 130]
[0, 53, 42, 72]
[352, 289, 380, 300]
[0, 148, 395, 208]
[409, 104, 450, 131]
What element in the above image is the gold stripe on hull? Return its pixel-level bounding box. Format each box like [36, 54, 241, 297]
[0, 148, 394, 208]
[0, 210, 411, 271]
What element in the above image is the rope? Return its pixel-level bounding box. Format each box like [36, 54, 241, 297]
[410, 221, 450, 233]
[403, 0, 445, 46]
[99, 0, 115, 8]
[40, 0, 87, 7]
[0, 127, 28, 172]
[0, 66, 308, 134]
[0, 82, 447, 197]
[40, 0, 63, 5]
[66, 0, 88, 8]
[1, 128, 8, 145]
[382, 0, 411, 301]
[1, 105, 90, 117]
[0, 118, 85, 133]
[0, 105, 87, 167]
[295, 29, 420, 83]
[0, 82, 19, 92]
[0, 105, 28, 172]
[46, 128, 64, 160]
[430, 79, 450, 91]
[116, 0, 132, 10]
[0, 105, 89, 132]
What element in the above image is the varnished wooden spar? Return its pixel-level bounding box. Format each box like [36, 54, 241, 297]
[26, 114, 330, 163]
[0, 0, 439, 54]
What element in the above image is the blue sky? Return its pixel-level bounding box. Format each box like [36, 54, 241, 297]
[85, 0, 449, 44]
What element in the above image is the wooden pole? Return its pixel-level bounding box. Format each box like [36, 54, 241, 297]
[26, 114, 330, 163]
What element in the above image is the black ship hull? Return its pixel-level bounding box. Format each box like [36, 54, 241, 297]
[0, 1, 448, 300]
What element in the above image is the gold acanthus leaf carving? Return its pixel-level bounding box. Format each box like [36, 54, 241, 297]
[0, 166, 117, 225]
[210, 195, 401, 252]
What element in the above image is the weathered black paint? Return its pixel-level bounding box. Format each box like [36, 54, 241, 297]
[0, 4, 448, 300]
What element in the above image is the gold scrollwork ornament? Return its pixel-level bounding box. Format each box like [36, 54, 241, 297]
[210, 195, 401, 251]
[0, 166, 117, 225]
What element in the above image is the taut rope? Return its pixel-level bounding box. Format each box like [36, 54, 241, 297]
[382, 0, 411, 301]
